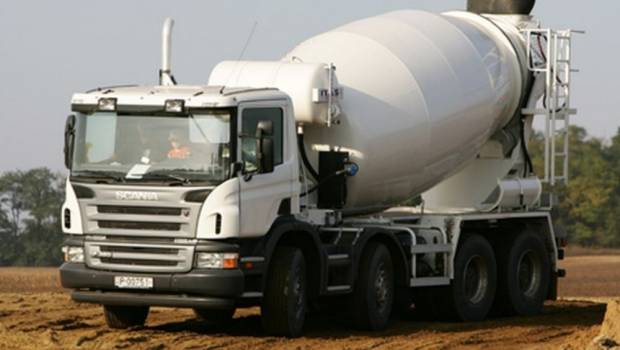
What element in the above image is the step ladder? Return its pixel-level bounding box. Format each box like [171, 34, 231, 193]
[319, 227, 362, 294]
[522, 28, 583, 186]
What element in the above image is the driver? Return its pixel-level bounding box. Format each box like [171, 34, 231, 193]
[167, 129, 191, 159]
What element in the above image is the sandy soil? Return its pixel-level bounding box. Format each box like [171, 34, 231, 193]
[559, 255, 620, 297]
[0, 293, 606, 350]
[0, 253, 618, 350]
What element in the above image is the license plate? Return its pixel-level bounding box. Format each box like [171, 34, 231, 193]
[114, 276, 153, 289]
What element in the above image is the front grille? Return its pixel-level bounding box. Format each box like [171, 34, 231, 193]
[100, 245, 178, 255]
[100, 258, 178, 267]
[98, 236, 178, 244]
[85, 241, 194, 273]
[82, 195, 199, 238]
[98, 221, 181, 231]
[98, 205, 182, 216]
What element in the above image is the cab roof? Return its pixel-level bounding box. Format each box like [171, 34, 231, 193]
[71, 85, 289, 112]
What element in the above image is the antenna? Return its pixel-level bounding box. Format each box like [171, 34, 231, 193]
[220, 21, 259, 94]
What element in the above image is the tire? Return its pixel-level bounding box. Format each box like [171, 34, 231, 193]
[193, 308, 236, 327]
[494, 232, 551, 316]
[103, 305, 149, 329]
[261, 247, 307, 337]
[351, 242, 395, 330]
[447, 234, 497, 322]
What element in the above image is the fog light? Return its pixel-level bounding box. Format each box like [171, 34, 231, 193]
[195, 252, 238, 269]
[97, 98, 117, 111]
[62, 246, 84, 263]
[165, 99, 185, 113]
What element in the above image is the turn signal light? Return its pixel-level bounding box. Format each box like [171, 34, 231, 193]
[222, 256, 238, 269]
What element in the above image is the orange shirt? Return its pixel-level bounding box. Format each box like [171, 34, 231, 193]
[168, 146, 191, 159]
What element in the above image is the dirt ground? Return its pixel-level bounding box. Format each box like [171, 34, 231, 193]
[559, 255, 620, 297]
[0, 252, 618, 350]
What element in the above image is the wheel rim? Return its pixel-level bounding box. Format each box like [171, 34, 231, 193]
[517, 250, 542, 298]
[374, 261, 389, 313]
[463, 255, 489, 304]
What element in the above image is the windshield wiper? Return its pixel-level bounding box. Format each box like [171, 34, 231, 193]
[142, 172, 193, 185]
[72, 170, 126, 183]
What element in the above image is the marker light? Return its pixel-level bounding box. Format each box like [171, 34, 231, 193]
[165, 99, 185, 113]
[97, 98, 117, 112]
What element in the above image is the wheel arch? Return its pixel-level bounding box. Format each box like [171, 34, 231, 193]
[261, 217, 324, 300]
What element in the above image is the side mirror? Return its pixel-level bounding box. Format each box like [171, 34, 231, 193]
[64, 115, 76, 169]
[256, 120, 274, 174]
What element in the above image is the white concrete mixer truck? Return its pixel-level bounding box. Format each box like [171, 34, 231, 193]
[60, 0, 580, 337]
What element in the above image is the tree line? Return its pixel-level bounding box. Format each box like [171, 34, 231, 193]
[530, 126, 620, 247]
[0, 126, 618, 266]
[0, 168, 65, 266]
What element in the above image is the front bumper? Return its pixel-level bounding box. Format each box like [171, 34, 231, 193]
[60, 263, 244, 309]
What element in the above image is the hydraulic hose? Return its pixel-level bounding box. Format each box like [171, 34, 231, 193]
[297, 131, 320, 182]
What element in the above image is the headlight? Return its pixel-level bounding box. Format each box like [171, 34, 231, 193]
[62, 246, 84, 263]
[195, 252, 238, 269]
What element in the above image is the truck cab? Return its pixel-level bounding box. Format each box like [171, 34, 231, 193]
[61, 85, 306, 327]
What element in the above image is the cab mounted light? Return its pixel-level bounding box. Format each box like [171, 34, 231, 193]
[165, 99, 185, 113]
[97, 98, 117, 112]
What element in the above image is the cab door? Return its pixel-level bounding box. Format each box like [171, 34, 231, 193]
[237, 101, 296, 237]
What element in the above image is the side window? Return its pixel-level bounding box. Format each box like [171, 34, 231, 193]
[241, 108, 283, 172]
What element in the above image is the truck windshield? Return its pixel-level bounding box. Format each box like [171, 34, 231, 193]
[71, 110, 233, 185]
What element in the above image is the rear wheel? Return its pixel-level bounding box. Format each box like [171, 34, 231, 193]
[447, 234, 497, 321]
[193, 308, 236, 327]
[261, 247, 307, 337]
[103, 305, 149, 329]
[494, 232, 550, 316]
[351, 242, 394, 330]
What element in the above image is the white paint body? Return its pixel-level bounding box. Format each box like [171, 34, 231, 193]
[210, 10, 527, 209]
[62, 177, 83, 235]
[210, 62, 337, 125]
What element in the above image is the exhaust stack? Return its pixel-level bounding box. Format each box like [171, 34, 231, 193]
[467, 0, 536, 15]
[160, 18, 176, 86]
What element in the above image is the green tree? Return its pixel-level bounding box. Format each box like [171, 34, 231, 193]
[529, 126, 618, 247]
[601, 127, 620, 246]
[0, 168, 65, 266]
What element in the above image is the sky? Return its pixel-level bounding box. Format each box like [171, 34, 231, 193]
[0, 0, 617, 172]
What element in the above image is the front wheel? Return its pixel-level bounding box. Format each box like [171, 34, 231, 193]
[351, 242, 395, 330]
[261, 247, 307, 337]
[448, 234, 497, 322]
[103, 305, 149, 329]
